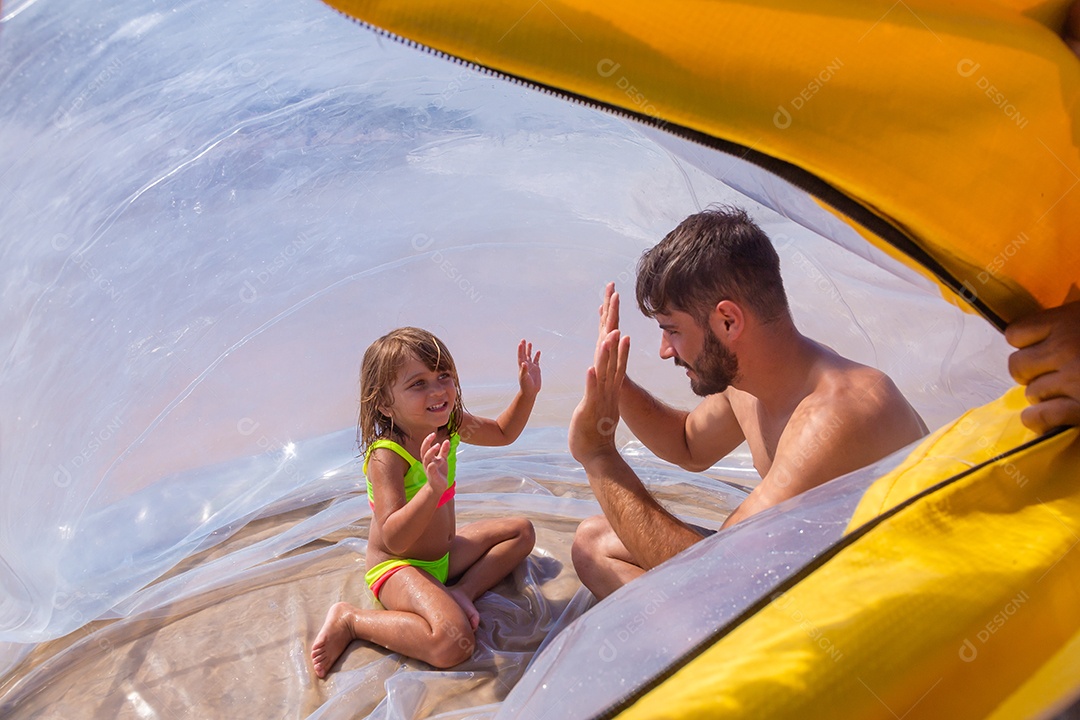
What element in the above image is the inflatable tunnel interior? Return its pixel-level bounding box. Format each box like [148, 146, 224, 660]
[1, 0, 1078, 717]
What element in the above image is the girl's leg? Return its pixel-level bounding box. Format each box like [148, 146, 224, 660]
[311, 567, 475, 676]
[446, 516, 535, 626]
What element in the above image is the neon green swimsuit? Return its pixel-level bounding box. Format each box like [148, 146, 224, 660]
[363, 433, 460, 598]
[363, 433, 459, 509]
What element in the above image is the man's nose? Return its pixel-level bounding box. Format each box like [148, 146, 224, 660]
[658, 335, 675, 360]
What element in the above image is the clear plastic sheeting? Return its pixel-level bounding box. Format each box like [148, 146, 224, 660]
[496, 446, 910, 720]
[0, 0, 1013, 716]
[0, 433, 738, 718]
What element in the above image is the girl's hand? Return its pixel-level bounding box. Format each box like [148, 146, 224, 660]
[420, 432, 451, 490]
[518, 339, 542, 396]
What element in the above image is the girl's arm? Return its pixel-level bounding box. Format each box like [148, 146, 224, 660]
[369, 435, 451, 555]
[459, 340, 541, 447]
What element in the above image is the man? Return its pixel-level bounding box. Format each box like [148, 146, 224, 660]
[568, 207, 929, 599]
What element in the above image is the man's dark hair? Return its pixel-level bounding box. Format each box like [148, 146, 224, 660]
[636, 206, 790, 324]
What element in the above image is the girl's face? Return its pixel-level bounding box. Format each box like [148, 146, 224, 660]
[383, 353, 457, 434]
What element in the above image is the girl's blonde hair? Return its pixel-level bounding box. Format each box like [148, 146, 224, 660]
[357, 327, 464, 454]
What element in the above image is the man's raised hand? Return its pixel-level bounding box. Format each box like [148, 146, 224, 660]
[595, 282, 622, 369]
[571, 329, 630, 464]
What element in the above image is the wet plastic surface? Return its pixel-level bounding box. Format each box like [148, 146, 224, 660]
[0, 0, 1015, 716]
[497, 447, 908, 719]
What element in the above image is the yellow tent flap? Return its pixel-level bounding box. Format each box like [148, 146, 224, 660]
[612, 393, 1080, 718]
[847, 386, 1037, 526]
[319, 2, 1080, 717]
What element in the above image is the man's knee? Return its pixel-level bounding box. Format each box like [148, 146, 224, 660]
[574, 513, 610, 544]
[571, 514, 610, 570]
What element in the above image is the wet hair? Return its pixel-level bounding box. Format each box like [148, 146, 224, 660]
[357, 327, 464, 454]
[636, 206, 790, 325]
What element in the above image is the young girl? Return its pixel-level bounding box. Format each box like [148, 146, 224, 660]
[311, 327, 539, 675]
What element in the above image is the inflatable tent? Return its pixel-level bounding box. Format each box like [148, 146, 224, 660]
[317, 1, 1080, 717]
[0, 0, 1074, 717]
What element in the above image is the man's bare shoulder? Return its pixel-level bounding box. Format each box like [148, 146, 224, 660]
[763, 359, 927, 495]
[801, 357, 927, 451]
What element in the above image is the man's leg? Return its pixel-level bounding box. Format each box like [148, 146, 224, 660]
[571, 514, 646, 600]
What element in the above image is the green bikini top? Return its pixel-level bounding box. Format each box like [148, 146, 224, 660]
[364, 433, 460, 509]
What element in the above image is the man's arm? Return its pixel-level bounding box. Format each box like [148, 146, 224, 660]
[619, 380, 744, 471]
[570, 330, 703, 569]
[576, 444, 707, 569]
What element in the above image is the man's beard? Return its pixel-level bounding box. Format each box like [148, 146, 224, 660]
[676, 328, 739, 396]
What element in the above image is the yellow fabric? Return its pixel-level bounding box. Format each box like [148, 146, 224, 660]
[846, 386, 1035, 528]
[320, 2, 1080, 715]
[325, 0, 1080, 323]
[616, 421, 1080, 719]
[988, 627, 1080, 719]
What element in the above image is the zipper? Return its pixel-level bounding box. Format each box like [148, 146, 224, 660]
[333, 12, 1008, 332]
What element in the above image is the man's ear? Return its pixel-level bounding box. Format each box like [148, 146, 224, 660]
[711, 300, 745, 340]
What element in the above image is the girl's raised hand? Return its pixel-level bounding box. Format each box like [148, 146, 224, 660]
[420, 432, 451, 490]
[518, 339, 542, 396]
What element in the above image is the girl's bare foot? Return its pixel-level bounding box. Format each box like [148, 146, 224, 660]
[311, 602, 358, 678]
[447, 587, 480, 630]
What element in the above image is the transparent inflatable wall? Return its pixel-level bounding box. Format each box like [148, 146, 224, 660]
[0, 0, 1014, 716]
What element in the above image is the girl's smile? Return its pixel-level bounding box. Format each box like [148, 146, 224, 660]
[385, 355, 458, 434]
